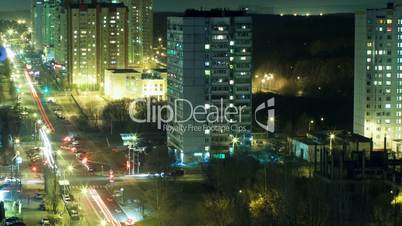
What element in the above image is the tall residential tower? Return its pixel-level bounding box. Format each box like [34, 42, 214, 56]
[167, 9, 252, 162]
[354, 2, 402, 152]
[120, 0, 153, 65]
[62, 2, 128, 89]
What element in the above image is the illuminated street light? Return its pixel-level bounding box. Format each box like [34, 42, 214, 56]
[308, 120, 314, 132]
[329, 133, 335, 151]
[67, 165, 74, 173]
[100, 220, 108, 226]
[81, 187, 88, 194]
[231, 137, 239, 155]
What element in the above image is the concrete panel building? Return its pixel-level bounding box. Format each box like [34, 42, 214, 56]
[167, 9, 252, 162]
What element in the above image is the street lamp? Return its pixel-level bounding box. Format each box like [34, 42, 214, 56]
[329, 133, 335, 152]
[308, 120, 314, 132]
[81, 187, 88, 195]
[100, 220, 108, 226]
[67, 165, 73, 173]
[120, 187, 124, 203]
[231, 137, 239, 155]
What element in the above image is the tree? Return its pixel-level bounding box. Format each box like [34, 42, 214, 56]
[143, 145, 173, 173]
[205, 152, 259, 195]
[201, 193, 235, 226]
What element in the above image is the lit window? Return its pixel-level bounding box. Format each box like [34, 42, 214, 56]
[205, 44, 210, 50]
[385, 104, 391, 109]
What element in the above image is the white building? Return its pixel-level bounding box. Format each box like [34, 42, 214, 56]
[104, 68, 167, 100]
[167, 9, 252, 162]
[354, 2, 402, 153]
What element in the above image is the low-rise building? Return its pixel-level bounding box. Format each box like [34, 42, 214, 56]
[104, 68, 167, 100]
[288, 130, 373, 162]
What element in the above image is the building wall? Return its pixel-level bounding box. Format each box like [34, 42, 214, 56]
[121, 0, 153, 65]
[32, 0, 44, 51]
[167, 13, 252, 162]
[354, 3, 402, 151]
[354, 11, 368, 137]
[66, 3, 128, 89]
[104, 69, 166, 100]
[55, 7, 68, 66]
[42, 0, 57, 60]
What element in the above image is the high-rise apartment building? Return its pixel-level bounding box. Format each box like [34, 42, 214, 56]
[120, 0, 153, 65]
[42, 0, 58, 60]
[167, 10, 252, 162]
[32, 0, 44, 51]
[354, 2, 402, 152]
[61, 2, 128, 89]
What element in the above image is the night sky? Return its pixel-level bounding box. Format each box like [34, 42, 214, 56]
[0, 0, 392, 13]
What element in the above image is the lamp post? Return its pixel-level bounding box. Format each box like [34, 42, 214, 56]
[231, 137, 239, 156]
[308, 120, 314, 132]
[120, 187, 124, 204]
[329, 133, 335, 152]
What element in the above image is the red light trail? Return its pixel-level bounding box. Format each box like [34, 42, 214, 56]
[24, 68, 55, 132]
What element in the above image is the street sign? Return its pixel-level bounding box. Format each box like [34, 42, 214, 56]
[16, 156, 22, 164]
[120, 133, 137, 146]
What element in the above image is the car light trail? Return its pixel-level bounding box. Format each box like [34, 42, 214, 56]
[24, 68, 55, 132]
[88, 188, 120, 226]
[39, 127, 57, 169]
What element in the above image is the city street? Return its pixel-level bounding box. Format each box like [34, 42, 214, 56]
[12, 55, 141, 225]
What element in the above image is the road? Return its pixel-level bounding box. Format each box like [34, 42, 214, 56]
[16, 56, 131, 225]
[15, 53, 205, 226]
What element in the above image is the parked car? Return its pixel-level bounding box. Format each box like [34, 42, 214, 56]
[39, 202, 46, 210]
[5, 217, 23, 226]
[40, 218, 50, 225]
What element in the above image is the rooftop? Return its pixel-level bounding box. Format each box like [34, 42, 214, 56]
[68, 2, 126, 10]
[107, 68, 141, 74]
[184, 9, 247, 17]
